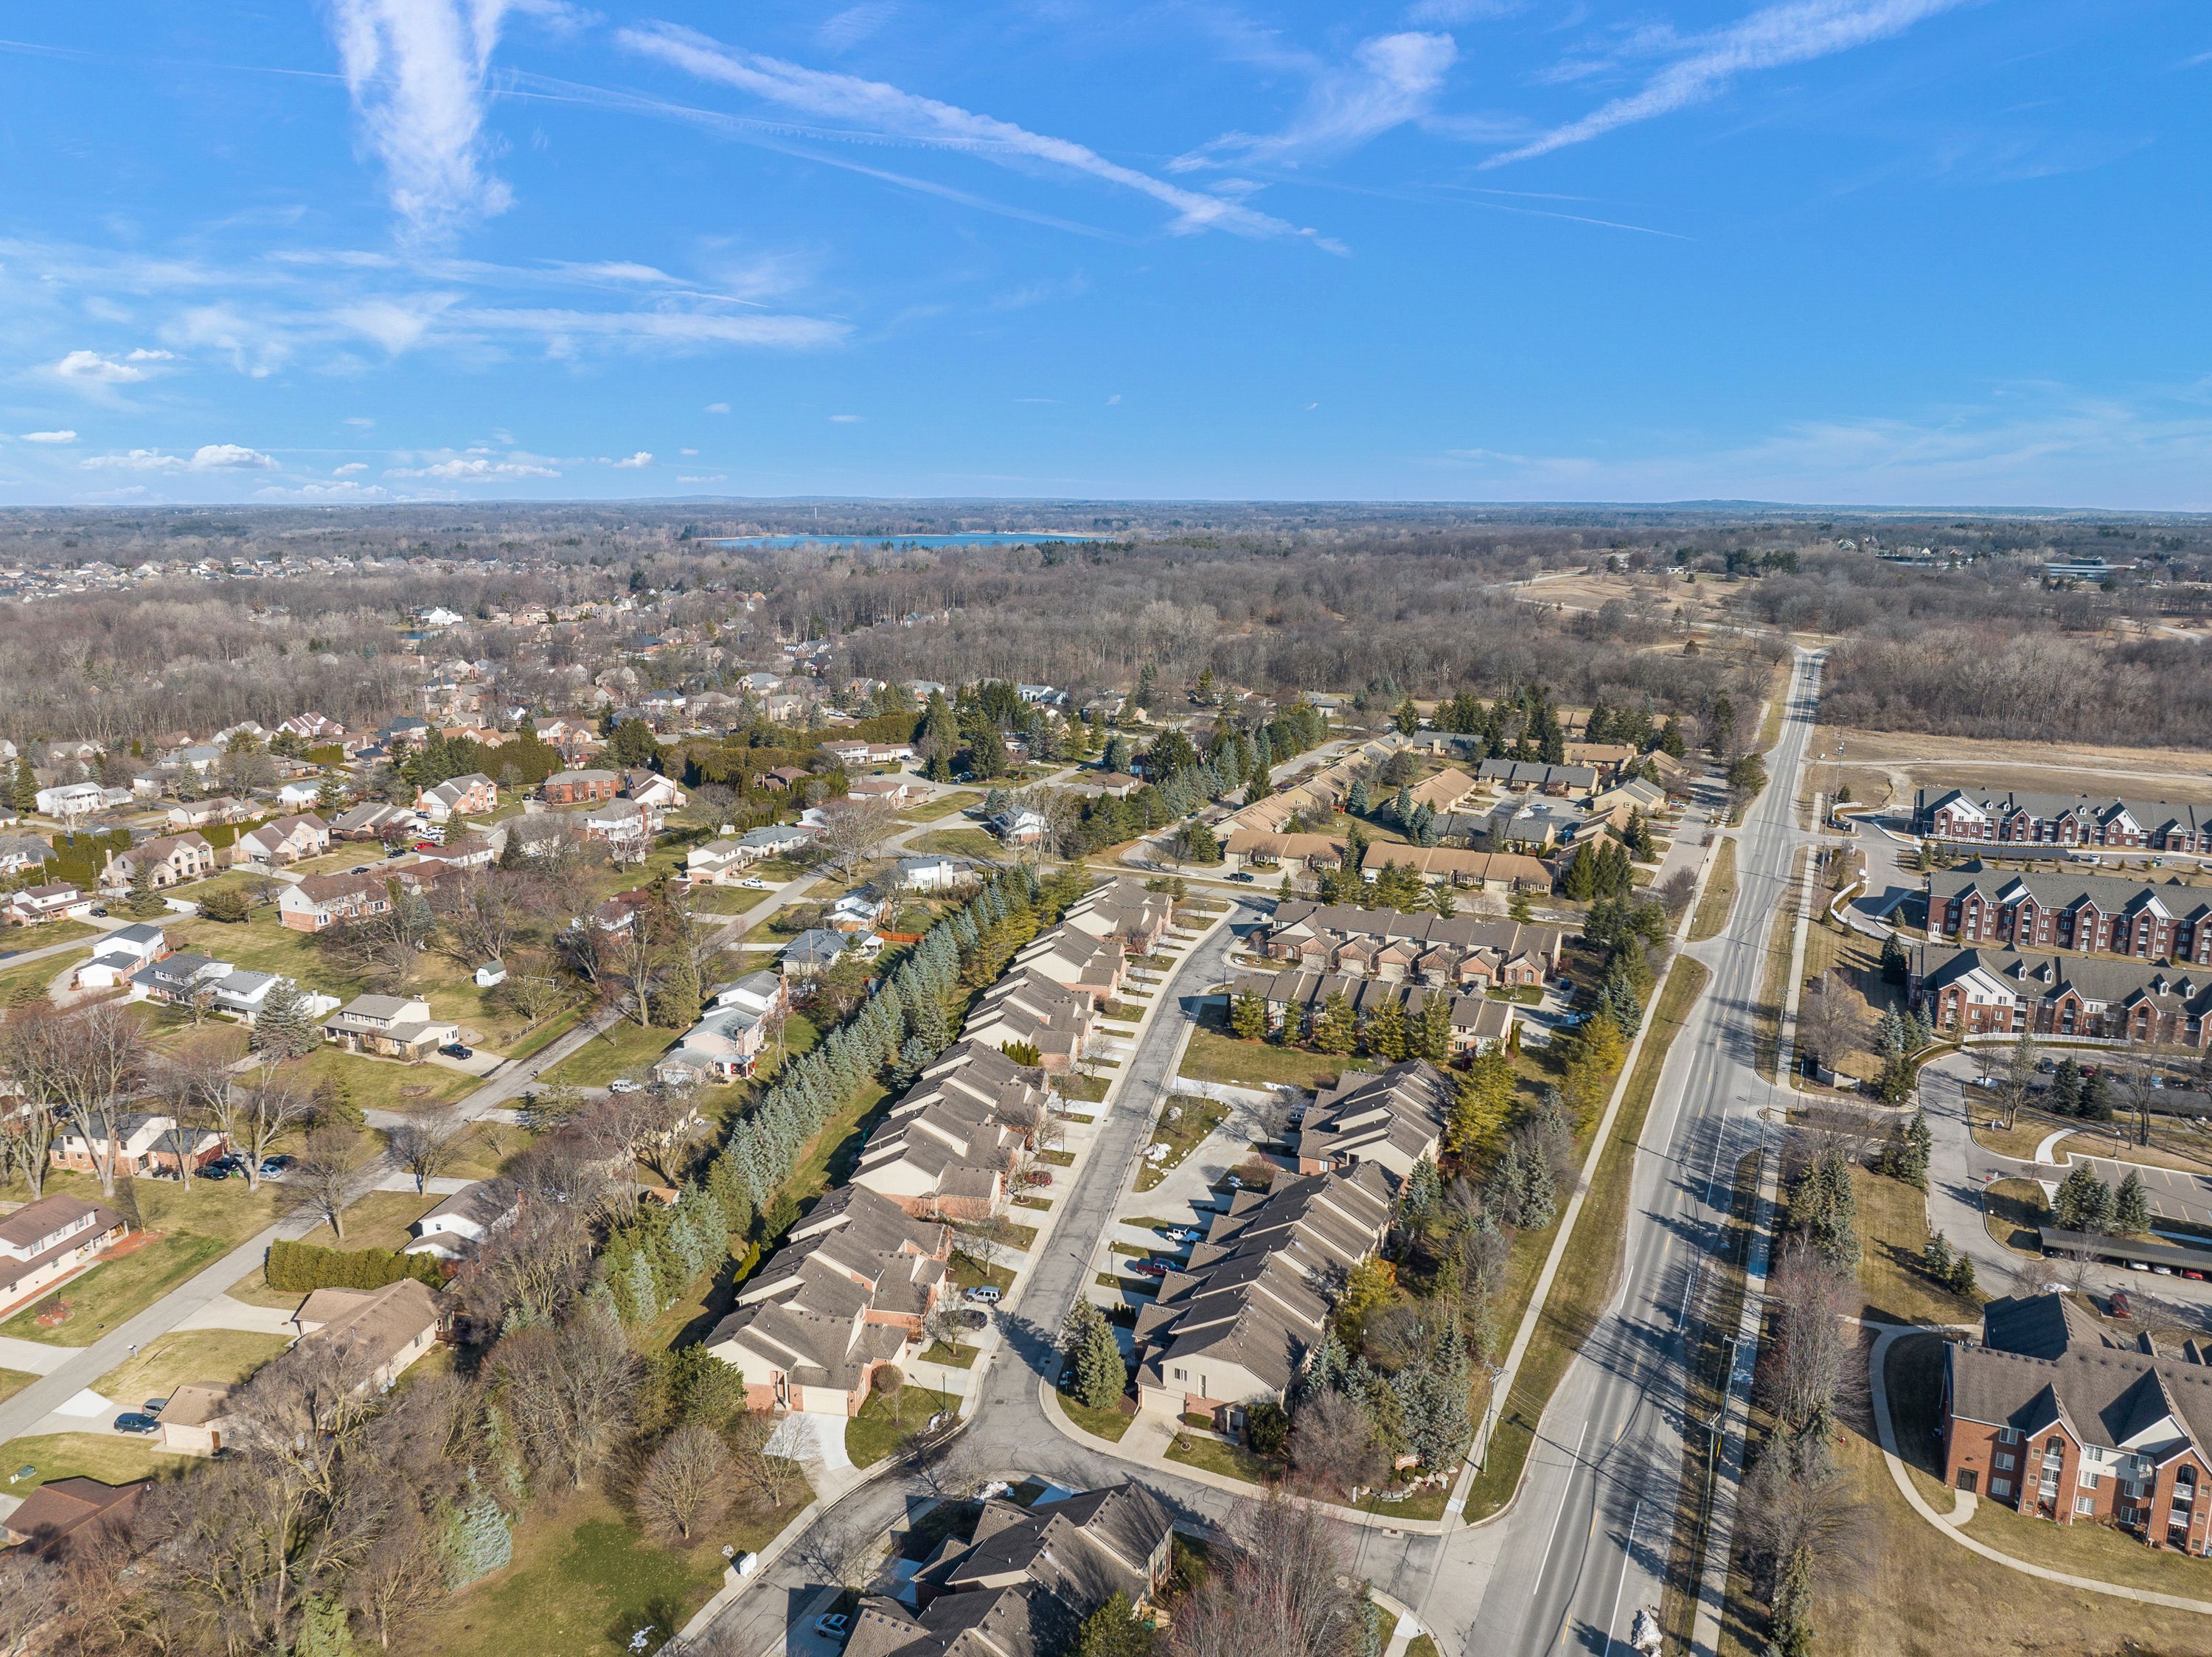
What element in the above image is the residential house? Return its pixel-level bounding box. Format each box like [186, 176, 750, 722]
[1067, 771, 1143, 800]
[274, 779, 327, 810]
[1586, 775, 1667, 820]
[1133, 1164, 1394, 1428]
[540, 768, 619, 805]
[1930, 864, 2212, 963]
[1012, 924, 1125, 1006]
[72, 921, 170, 990]
[329, 801, 422, 841]
[0, 833, 51, 879]
[1943, 1293, 2212, 1552]
[403, 1178, 523, 1261]
[1231, 968, 1514, 1056]
[1358, 843, 1554, 891]
[32, 782, 106, 818]
[414, 773, 497, 824]
[1057, 878, 1177, 956]
[277, 712, 344, 742]
[1223, 829, 1346, 874]
[990, 807, 1050, 846]
[1916, 787, 2212, 854]
[1564, 741, 1640, 782]
[321, 995, 459, 1059]
[232, 813, 331, 866]
[893, 854, 981, 893]
[1481, 796, 1587, 851]
[158, 1383, 239, 1456]
[655, 972, 790, 1084]
[846, 1483, 1174, 1656]
[51, 1111, 226, 1178]
[960, 969, 1094, 1071]
[103, 832, 218, 889]
[9, 880, 94, 925]
[1293, 1060, 1453, 1184]
[827, 887, 888, 932]
[291, 1279, 443, 1392]
[737, 823, 815, 860]
[1913, 944, 2212, 1047]
[1406, 767, 1481, 814]
[1, 1476, 144, 1554]
[413, 830, 498, 872]
[1257, 902, 1562, 990]
[848, 775, 925, 809]
[278, 871, 392, 932]
[704, 1184, 950, 1414]
[575, 798, 661, 857]
[781, 928, 852, 977]
[126, 954, 298, 1024]
[625, 769, 687, 809]
[165, 797, 252, 830]
[0, 1193, 128, 1319]
[1477, 760, 1598, 796]
[850, 1041, 1049, 1220]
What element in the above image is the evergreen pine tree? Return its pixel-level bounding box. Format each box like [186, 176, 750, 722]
[440, 1474, 515, 1588]
[2114, 1169, 2152, 1234]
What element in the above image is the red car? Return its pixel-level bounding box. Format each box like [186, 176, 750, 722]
[1131, 1260, 1170, 1279]
[2110, 1289, 2133, 1319]
[1024, 1170, 1054, 1187]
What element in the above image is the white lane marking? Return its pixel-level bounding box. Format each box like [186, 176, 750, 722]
[1534, 1422, 1594, 1587]
[1599, 1497, 1644, 1657]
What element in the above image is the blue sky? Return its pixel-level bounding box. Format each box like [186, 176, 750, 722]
[0, 1, 2206, 509]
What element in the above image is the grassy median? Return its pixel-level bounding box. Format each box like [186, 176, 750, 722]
[1689, 840, 1738, 942]
[1465, 955, 1711, 1519]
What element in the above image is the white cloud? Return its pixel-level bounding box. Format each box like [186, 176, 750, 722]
[677, 473, 727, 484]
[459, 305, 846, 351]
[1106, 394, 1121, 406]
[192, 443, 279, 470]
[829, 413, 863, 423]
[82, 449, 184, 472]
[621, 23, 1326, 243]
[388, 454, 561, 479]
[125, 347, 175, 362]
[344, 417, 378, 428]
[1176, 32, 1459, 170]
[18, 430, 77, 444]
[326, 0, 518, 232]
[609, 451, 653, 468]
[1489, 0, 1969, 167]
[1405, 0, 1522, 20]
[333, 462, 370, 476]
[335, 295, 457, 353]
[258, 480, 391, 499]
[679, 447, 699, 456]
[818, 1, 897, 52]
[704, 401, 731, 414]
[555, 260, 676, 283]
[55, 349, 148, 383]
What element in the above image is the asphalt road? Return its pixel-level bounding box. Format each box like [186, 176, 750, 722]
[1467, 647, 1825, 1657]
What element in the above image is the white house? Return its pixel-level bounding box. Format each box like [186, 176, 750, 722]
[33, 782, 106, 819]
[403, 1178, 522, 1260]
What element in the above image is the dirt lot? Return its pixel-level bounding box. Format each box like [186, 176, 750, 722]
[1811, 726, 2212, 802]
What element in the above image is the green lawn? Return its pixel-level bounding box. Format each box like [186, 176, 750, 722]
[0, 1173, 279, 1347]
[94, 1328, 290, 1405]
[320, 1187, 442, 1251]
[1165, 1431, 1274, 1485]
[899, 791, 980, 823]
[1464, 956, 1711, 1520]
[909, 827, 1006, 861]
[541, 1021, 677, 1089]
[282, 1046, 479, 1114]
[846, 1383, 958, 1468]
[1688, 838, 1737, 942]
[7, 917, 102, 949]
[1054, 1386, 1136, 1442]
[1854, 1167, 1983, 1325]
[1135, 1097, 1228, 1192]
[0, 953, 69, 1006]
[1178, 1024, 1346, 1092]
[0, 1431, 192, 1493]
[0, 1368, 32, 1406]
[404, 1480, 813, 1657]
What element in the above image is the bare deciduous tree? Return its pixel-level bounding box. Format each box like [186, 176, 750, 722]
[1764, 1242, 1861, 1437]
[44, 1001, 148, 1198]
[1286, 1389, 1385, 1503]
[384, 1102, 473, 1195]
[283, 1125, 370, 1240]
[1172, 1487, 1362, 1657]
[489, 1307, 641, 1489]
[814, 793, 899, 880]
[726, 1408, 804, 1510]
[635, 1423, 734, 1544]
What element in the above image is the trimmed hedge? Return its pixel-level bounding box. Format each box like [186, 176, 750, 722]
[265, 1237, 444, 1293]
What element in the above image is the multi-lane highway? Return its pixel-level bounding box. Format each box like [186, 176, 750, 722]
[1464, 647, 1823, 1656]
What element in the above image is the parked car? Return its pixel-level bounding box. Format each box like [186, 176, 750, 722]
[412, 841, 437, 852]
[259, 1156, 292, 1176]
[1131, 1259, 1169, 1279]
[737, 877, 770, 889]
[1225, 871, 1256, 883]
[1162, 1227, 1200, 1243]
[142, 1398, 167, 1415]
[607, 1078, 644, 1094]
[957, 1308, 990, 1330]
[89, 906, 108, 918]
[816, 1611, 851, 1639]
[351, 865, 371, 875]
[964, 1285, 1002, 1304]
[386, 844, 407, 858]
[439, 1042, 473, 1060]
[2110, 1288, 2133, 1318]
[200, 1165, 230, 1181]
[111, 1412, 161, 1435]
[1023, 1170, 1053, 1187]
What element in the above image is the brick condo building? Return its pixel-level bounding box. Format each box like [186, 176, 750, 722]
[1944, 1293, 2212, 1554]
[1913, 943, 2212, 1047]
[1930, 863, 2212, 964]
[1915, 786, 2212, 853]
[1256, 901, 1563, 992]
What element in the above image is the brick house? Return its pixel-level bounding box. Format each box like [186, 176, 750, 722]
[414, 773, 497, 824]
[1944, 1293, 2212, 1553]
[1913, 944, 2212, 1048]
[1916, 787, 2212, 854]
[1931, 864, 2212, 963]
[277, 871, 392, 932]
[540, 768, 619, 805]
[50, 1112, 226, 1178]
[0, 1194, 128, 1319]
[1257, 900, 1562, 990]
[9, 881, 93, 925]
[321, 994, 459, 1058]
[103, 832, 218, 890]
[233, 813, 332, 866]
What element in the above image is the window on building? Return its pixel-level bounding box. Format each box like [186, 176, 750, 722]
[1992, 1479, 2013, 1499]
[2076, 1497, 2097, 1516]
[1995, 1452, 2015, 1470]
